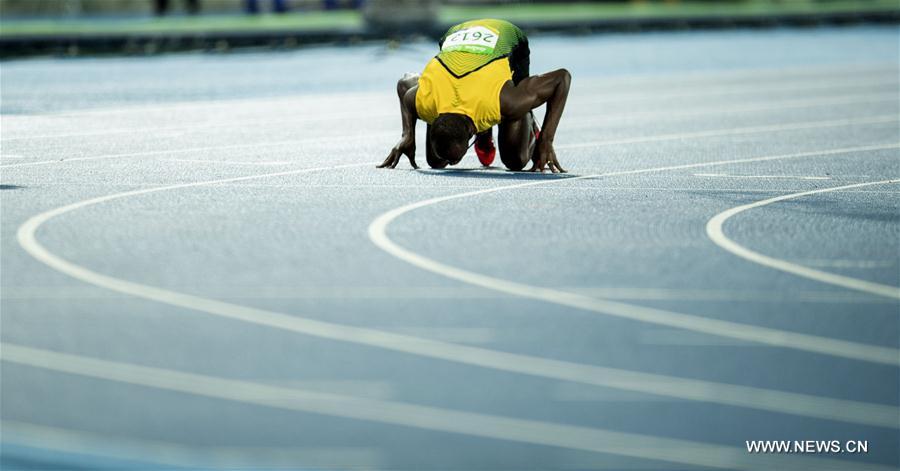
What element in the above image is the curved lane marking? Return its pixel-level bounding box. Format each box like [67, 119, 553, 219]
[5, 343, 890, 471]
[16, 161, 898, 427]
[368, 144, 900, 367]
[707, 180, 900, 299]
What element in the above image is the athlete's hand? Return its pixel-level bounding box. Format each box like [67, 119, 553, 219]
[378, 136, 417, 169]
[529, 138, 566, 173]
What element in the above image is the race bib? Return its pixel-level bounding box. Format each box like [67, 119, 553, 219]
[441, 26, 499, 55]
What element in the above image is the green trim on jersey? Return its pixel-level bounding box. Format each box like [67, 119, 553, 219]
[436, 19, 527, 78]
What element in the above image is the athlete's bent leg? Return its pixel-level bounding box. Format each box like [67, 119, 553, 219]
[498, 113, 535, 171]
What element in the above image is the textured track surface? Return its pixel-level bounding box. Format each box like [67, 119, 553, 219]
[1, 27, 898, 470]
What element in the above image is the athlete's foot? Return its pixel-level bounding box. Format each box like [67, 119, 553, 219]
[475, 135, 496, 167]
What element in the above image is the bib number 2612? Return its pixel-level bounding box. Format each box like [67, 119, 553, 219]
[441, 26, 499, 55]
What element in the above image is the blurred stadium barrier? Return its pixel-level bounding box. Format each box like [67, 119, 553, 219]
[0, 0, 896, 58]
[364, 0, 438, 33]
[0, 0, 365, 16]
[7, 0, 895, 16]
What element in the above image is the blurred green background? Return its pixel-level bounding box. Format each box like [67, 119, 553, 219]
[0, 0, 896, 58]
[1, 0, 896, 36]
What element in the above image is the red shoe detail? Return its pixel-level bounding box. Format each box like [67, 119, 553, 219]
[475, 137, 496, 166]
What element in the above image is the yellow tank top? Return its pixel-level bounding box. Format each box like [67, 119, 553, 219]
[415, 57, 512, 133]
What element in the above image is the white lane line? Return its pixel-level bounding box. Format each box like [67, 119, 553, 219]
[706, 180, 900, 300]
[557, 115, 898, 150]
[368, 144, 900, 367]
[2, 343, 891, 471]
[566, 287, 894, 304]
[254, 380, 395, 400]
[573, 62, 898, 89]
[1, 421, 387, 470]
[167, 159, 293, 166]
[132, 183, 900, 194]
[551, 382, 673, 402]
[565, 92, 898, 129]
[15, 161, 898, 428]
[639, 329, 760, 347]
[0, 131, 395, 169]
[792, 259, 896, 269]
[386, 326, 496, 345]
[694, 173, 832, 180]
[0, 110, 396, 143]
[35, 90, 388, 118]
[578, 77, 898, 105]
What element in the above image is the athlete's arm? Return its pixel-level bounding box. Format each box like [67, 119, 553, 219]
[378, 74, 420, 169]
[500, 69, 571, 173]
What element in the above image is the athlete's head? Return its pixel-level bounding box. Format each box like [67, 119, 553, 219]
[431, 113, 475, 165]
